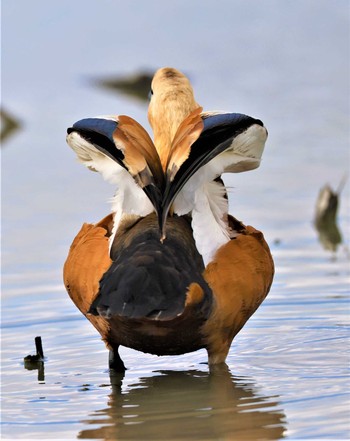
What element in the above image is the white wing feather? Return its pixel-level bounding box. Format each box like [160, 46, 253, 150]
[173, 122, 267, 264]
[66, 130, 153, 249]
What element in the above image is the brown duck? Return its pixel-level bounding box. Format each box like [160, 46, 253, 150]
[64, 67, 274, 371]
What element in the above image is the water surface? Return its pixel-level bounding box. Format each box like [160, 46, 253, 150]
[2, 1, 349, 439]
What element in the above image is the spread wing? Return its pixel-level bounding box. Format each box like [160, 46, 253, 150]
[67, 112, 268, 246]
[66, 116, 164, 216]
[160, 112, 268, 237]
[66, 117, 126, 184]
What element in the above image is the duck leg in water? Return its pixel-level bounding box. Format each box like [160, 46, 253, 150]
[109, 347, 126, 372]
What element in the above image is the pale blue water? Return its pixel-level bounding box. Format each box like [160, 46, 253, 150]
[2, 1, 350, 440]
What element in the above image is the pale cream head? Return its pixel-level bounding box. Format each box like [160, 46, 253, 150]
[148, 67, 200, 166]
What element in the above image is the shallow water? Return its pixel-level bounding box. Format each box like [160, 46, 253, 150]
[2, 1, 350, 440]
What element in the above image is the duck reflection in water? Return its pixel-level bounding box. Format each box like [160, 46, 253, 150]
[77, 366, 286, 440]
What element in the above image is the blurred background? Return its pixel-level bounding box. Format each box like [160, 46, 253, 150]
[2, 1, 349, 440]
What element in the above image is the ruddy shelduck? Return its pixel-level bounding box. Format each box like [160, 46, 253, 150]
[64, 67, 274, 371]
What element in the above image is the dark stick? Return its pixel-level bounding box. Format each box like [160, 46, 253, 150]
[35, 336, 44, 359]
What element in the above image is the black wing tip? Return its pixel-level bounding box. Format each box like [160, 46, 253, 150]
[202, 112, 265, 131]
[67, 118, 119, 139]
[67, 118, 125, 163]
[254, 118, 264, 127]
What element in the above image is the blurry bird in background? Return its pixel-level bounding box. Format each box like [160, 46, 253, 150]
[64, 67, 274, 371]
[314, 177, 347, 252]
[91, 71, 153, 102]
[0, 107, 21, 144]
